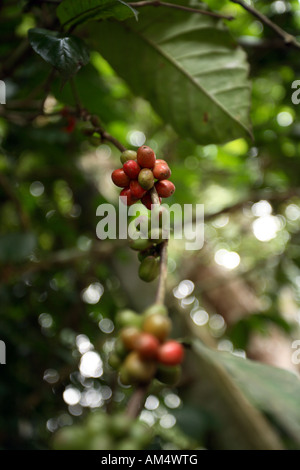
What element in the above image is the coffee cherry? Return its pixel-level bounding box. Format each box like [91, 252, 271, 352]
[137, 145, 156, 169]
[89, 435, 113, 451]
[110, 413, 132, 438]
[156, 364, 181, 385]
[115, 309, 143, 329]
[153, 160, 171, 180]
[86, 411, 109, 435]
[114, 337, 128, 359]
[129, 421, 153, 447]
[130, 238, 153, 251]
[123, 160, 141, 180]
[135, 333, 160, 360]
[143, 314, 171, 342]
[112, 168, 131, 188]
[138, 168, 154, 190]
[157, 340, 184, 366]
[120, 326, 141, 350]
[53, 426, 87, 450]
[118, 439, 141, 451]
[130, 180, 147, 199]
[119, 366, 133, 386]
[120, 149, 137, 164]
[143, 303, 168, 318]
[120, 187, 138, 206]
[108, 352, 122, 370]
[123, 351, 156, 383]
[138, 256, 160, 282]
[155, 180, 175, 198]
[141, 191, 161, 210]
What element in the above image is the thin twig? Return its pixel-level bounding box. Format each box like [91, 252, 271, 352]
[125, 384, 149, 419]
[230, 0, 300, 50]
[156, 239, 168, 305]
[68, 79, 127, 152]
[129, 1, 234, 20]
[96, 128, 127, 152]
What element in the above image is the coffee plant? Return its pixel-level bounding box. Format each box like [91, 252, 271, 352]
[1, 0, 300, 452]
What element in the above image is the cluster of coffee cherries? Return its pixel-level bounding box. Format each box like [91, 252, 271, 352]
[131, 232, 165, 283]
[111, 145, 175, 209]
[53, 410, 152, 450]
[109, 304, 184, 386]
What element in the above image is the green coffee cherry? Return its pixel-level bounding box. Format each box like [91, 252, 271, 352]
[138, 256, 160, 282]
[117, 439, 141, 450]
[114, 337, 128, 359]
[89, 435, 114, 451]
[130, 421, 153, 447]
[120, 150, 137, 164]
[53, 426, 87, 450]
[143, 303, 168, 318]
[115, 309, 143, 329]
[138, 168, 154, 190]
[86, 412, 109, 435]
[108, 352, 122, 370]
[130, 238, 153, 252]
[110, 413, 132, 438]
[119, 366, 133, 386]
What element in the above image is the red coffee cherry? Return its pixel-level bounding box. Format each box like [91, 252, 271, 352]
[138, 168, 154, 190]
[112, 168, 130, 188]
[123, 160, 141, 180]
[135, 333, 160, 360]
[153, 160, 171, 180]
[137, 146, 156, 169]
[157, 340, 184, 366]
[155, 180, 175, 198]
[120, 187, 138, 206]
[130, 180, 147, 199]
[141, 192, 161, 210]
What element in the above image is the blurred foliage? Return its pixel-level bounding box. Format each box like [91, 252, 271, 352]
[1, 0, 300, 450]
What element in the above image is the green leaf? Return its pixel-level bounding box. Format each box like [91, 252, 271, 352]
[88, 6, 252, 144]
[0, 233, 37, 263]
[193, 339, 300, 447]
[57, 0, 138, 29]
[28, 28, 90, 80]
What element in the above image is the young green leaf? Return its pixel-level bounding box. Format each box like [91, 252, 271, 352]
[28, 28, 90, 80]
[88, 7, 252, 144]
[57, 0, 138, 30]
